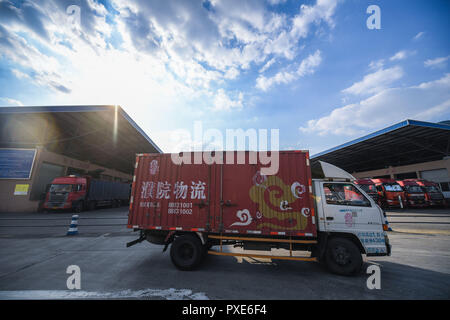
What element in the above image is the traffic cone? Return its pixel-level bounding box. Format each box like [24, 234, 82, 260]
[67, 215, 79, 235]
[385, 218, 393, 231]
[383, 211, 393, 232]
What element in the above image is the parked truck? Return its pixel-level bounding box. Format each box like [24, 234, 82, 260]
[354, 179, 379, 205]
[371, 178, 405, 209]
[396, 180, 427, 208]
[127, 151, 391, 276]
[43, 175, 130, 212]
[415, 179, 445, 207]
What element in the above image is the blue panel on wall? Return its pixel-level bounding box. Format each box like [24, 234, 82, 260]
[0, 149, 36, 179]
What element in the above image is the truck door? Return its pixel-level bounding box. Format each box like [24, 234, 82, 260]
[219, 162, 259, 233]
[319, 182, 382, 233]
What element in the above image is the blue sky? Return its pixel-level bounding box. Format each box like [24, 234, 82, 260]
[0, 0, 449, 155]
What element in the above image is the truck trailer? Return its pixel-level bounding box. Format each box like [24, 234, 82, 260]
[43, 175, 130, 212]
[127, 151, 391, 275]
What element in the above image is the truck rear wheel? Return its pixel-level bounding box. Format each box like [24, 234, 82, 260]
[87, 201, 96, 211]
[325, 238, 362, 276]
[73, 202, 83, 213]
[170, 234, 204, 271]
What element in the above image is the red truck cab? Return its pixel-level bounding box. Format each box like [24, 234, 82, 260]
[371, 178, 406, 209]
[397, 180, 427, 207]
[43, 176, 87, 212]
[354, 179, 379, 205]
[415, 179, 445, 207]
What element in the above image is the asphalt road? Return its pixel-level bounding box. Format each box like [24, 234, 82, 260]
[0, 207, 449, 300]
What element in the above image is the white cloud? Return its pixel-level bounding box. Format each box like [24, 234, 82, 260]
[300, 73, 450, 136]
[0, 0, 342, 152]
[424, 55, 450, 69]
[297, 50, 322, 76]
[368, 59, 384, 71]
[224, 67, 240, 79]
[413, 31, 425, 41]
[256, 50, 322, 91]
[212, 89, 244, 111]
[267, 0, 287, 5]
[0, 97, 24, 106]
[389, 50, 414, 61]
[0, 0, 340, 105]
[259, 57, 276, 73]
[290, 0, 337, 39]
[342, 66, 404, 96]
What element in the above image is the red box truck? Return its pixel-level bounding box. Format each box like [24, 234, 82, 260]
[415, 179, 445, 207]
[396, 180, 427, 207]
[127, 151, 391, 275]
[354, 179, 379, 205]
[371, 178, 406, 209]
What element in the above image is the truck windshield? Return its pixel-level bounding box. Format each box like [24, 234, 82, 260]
[49, 184, 73, 193]
[359, 184, 376, 193]
[384, 184, 403, 192]
[405, 186, 423, 193]
[323, 183, 371, 207]
[425, 186, 440, 193]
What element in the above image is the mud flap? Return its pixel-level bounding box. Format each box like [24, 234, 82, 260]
[126, 232, 146, 248]
[163, 231, 175, 252]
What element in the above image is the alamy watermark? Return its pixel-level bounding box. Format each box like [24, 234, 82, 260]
[66, 5, 81, 30]
[367, 5, 381, 30]
[66, 265, 81, 290]
[366, 265, 381, 290]
[169, 121, 280, 175]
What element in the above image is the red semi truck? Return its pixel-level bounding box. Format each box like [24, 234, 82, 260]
[371, 178, 405, 209]
[127, 151, 391, 275]
[415, 179, 445, 207]
[396, 180, 427, 207]
[43, 175, 130, 212]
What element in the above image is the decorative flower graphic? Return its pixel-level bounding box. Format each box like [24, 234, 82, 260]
[249, 176, 308, 231]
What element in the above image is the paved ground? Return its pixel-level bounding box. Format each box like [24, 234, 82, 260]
[386, 208, 450, 235]
[0, 207, 449, 300]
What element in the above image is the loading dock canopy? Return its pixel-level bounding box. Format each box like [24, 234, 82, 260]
[0, 105, 161, 174]
[311, 119, 450, 173]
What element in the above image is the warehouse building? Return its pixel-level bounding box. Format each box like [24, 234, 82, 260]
[0, 105, 161, 212]
[311, 119, 450, 198]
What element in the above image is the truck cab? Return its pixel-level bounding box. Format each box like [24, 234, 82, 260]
[354, 178, 379, 204]
[397, 179, 427, 207]
[313, 162, 391, 260]
[415, 179, 445, 207]
[371, 178, 405, 209]
[43, 176, 87, 212]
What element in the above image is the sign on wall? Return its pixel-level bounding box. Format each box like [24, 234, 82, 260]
[0, 149, 37, 179]
[14, 184, 30, 195]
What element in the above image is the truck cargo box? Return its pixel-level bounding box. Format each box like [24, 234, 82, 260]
[88, 179, 129, 201]
[128, 151, 316, 237]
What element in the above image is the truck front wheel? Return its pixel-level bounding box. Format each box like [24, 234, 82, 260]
[325, 238, 362, 276]
[170, 234, 204, 271]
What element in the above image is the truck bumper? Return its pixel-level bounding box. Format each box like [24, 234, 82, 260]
[408, 200, 427, 207]
[365, 234, 391, 257]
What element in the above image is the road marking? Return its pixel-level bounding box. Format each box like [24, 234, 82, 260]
[390, 228, 450, 236]
[0, 288, 209, 300]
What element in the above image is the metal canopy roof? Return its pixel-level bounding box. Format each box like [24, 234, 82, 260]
[311, 119, 450, 173]
[0, 105, 162, 175]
